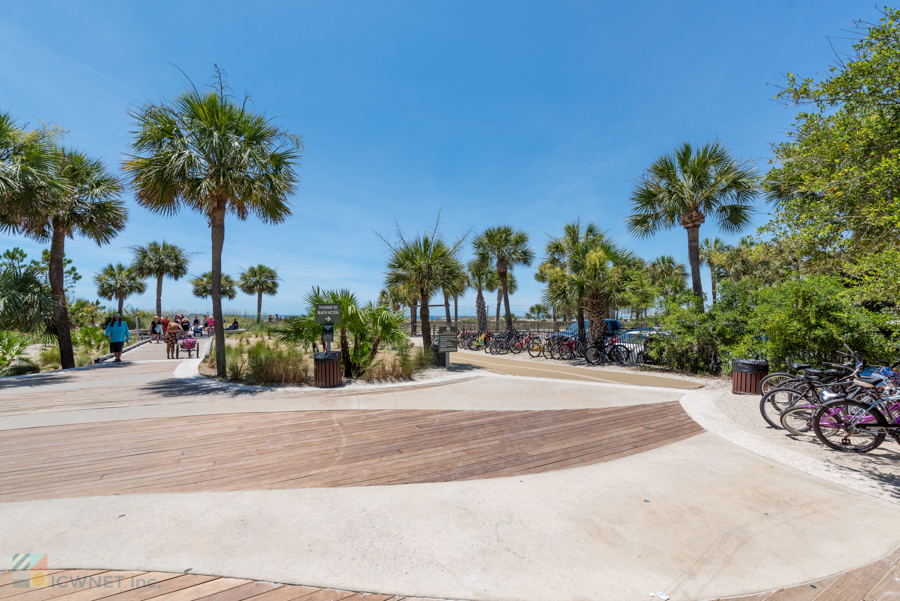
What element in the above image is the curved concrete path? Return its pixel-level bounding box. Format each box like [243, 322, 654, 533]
[2, 345, 900, 600]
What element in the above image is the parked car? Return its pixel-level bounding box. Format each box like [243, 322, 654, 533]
[564, 319, 622, 338]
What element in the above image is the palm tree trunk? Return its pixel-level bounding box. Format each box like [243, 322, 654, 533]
[419, 290, 432, 347]
[499, 271, 513, 331]
[256, 290, 263, 324]
[495, 289, 501, 331]
[210, 205, 227, 378]
[369, 334, 381, 365]
[476, 289, 487, 332]
[710, 267, 717, 304]
[686, 225, 704, 301]
[410, 299, 418, 336]
[443, 291, 451, 325]
[156, 273, 163, 318]
[340, 326, 351, 378]
[49, 227, 75, 369]
[584, 294, 606, 341]
[576, 304, 586, 342]
[453, 296, 458, 328]
[118, 296, 124, 315]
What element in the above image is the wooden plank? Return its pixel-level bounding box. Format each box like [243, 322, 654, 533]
[140, 579, 250, 601]
[0, 572, 109, 601]
[190, 582, 281, 601]
[815, 560, 893, 601]
[231, 587, 320, 601]
[290, 591, 356, 601]
[864, 562, 900, 600]
[88, 576, 218, 601]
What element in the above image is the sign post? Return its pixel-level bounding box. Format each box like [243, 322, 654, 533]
[436, 326, 457, 366]
[315, 304, 342, 352]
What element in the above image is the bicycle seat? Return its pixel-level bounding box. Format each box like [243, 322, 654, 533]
[791, 362, 812, 372]
[819, 389, 844, 402]
[804, 368, 824, 377]
[822, 369, 842, 377]
[854, 376, 882, 388]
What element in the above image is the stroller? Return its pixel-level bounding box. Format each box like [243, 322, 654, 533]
[192, 324, 204, 338]
[179, 335, 198, 358]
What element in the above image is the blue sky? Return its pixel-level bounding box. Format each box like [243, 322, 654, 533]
[0, 1, 874, 316]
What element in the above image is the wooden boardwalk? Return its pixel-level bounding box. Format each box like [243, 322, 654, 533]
[0, 402, 702, 503]
[3, 550, 899, 601]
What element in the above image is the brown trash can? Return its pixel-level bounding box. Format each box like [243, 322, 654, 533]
[314, 352, 343, 388]
[732, 359, 768, 395]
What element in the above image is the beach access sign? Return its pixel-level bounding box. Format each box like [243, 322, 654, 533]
[437, 326, 458, 352]
[315, 304, 341, 325]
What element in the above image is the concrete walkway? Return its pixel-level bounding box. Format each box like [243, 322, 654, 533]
[2, 349, 900, 600]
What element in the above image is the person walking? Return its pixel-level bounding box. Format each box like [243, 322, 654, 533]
[149, 316, 160, 342]
[104, 314, 130, 363]
[165, 319, 183, 359]
[161, 315, 170, 333]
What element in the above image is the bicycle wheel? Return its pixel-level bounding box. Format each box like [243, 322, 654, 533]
[813, 400, 886, 453]
[527, 340, 543, 358]
[759, 372, 795, 396]
[549, 344, 561, 360]
[759, 387, 801, 429]
[510, 341, 524, 354]
[608, 344, 628, 365]
[559, 344, 574, 360]
[542, 342, 554, 359]
[585, 345, 603, 365]
[780, 404, 816, 436]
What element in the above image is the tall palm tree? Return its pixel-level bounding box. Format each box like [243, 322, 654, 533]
[474, 225, 534, 331]
[238, 264, 279, 324]
[466, 258, 498, 332]
[124, 78, 302, 377]
[131, 241, 192, 317]
[384, 233, 458, 348]
[95, 263, 147, 314]
[2, 147, 125, 369]
[627, 141, 757, 301]
[647, 255, 688, 297]
[495, 272, 518, 331]
[440, 256, 466, 326]
[191, 272, 237, 300]
[699, 237, 728, 304]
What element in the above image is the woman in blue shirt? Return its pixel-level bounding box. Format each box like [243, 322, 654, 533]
[104, 314, 131, 363]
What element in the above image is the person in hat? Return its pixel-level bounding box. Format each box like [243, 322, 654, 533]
[104, 314, 130, 363]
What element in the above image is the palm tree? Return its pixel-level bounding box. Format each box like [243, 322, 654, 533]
[440, 257, 466, 326]
[124, 76, 302, 377]
[238, 264, 279, 324]
[191, 272, 237, 300]
[495, 272, 518, 330]
[526, 304, 550, 320]
[131, 241, 192, 317]
[466, 258, 498, 332]
[2, 147, 125, 369]
[627, 141, 758, 300]
[699, 237, 728, 304]
[384, 233, 459, 348]
[540, 220, 628, 341]
[377, 284, 405, 312]
[0, 112, 62, 221]
[95, 263, 147, 314]
[0, 263, 56, 337]
[546, 234, 634, 341]
[647, 255, 688, 297]
[473, 225, 534, 331]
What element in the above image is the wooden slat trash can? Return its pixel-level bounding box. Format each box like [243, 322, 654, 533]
[732, 359, 768, 395]
[314, 351, 343, 388]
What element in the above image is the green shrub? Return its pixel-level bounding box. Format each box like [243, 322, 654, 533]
[227, 358, 247, 381]
[0, 330, 30, 367]
[650, 277, 892, 375]
[37, 344, 61, 370]
[0, 360, 39, 377]
[245, 343, 311, 385]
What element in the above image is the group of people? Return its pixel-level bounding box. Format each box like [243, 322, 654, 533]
[147, 314, 213, 359]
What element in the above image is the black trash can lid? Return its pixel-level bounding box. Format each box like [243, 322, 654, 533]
[314, 351, 342, 361]
[733, 359, 768, 365]
[733, 358, 769, 373]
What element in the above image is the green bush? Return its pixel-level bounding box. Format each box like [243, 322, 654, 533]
[650, 277, 892, 375]
[245, 342, 311, 385]
[0, 360, 39, 377]
[0, 330, 30, 367]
